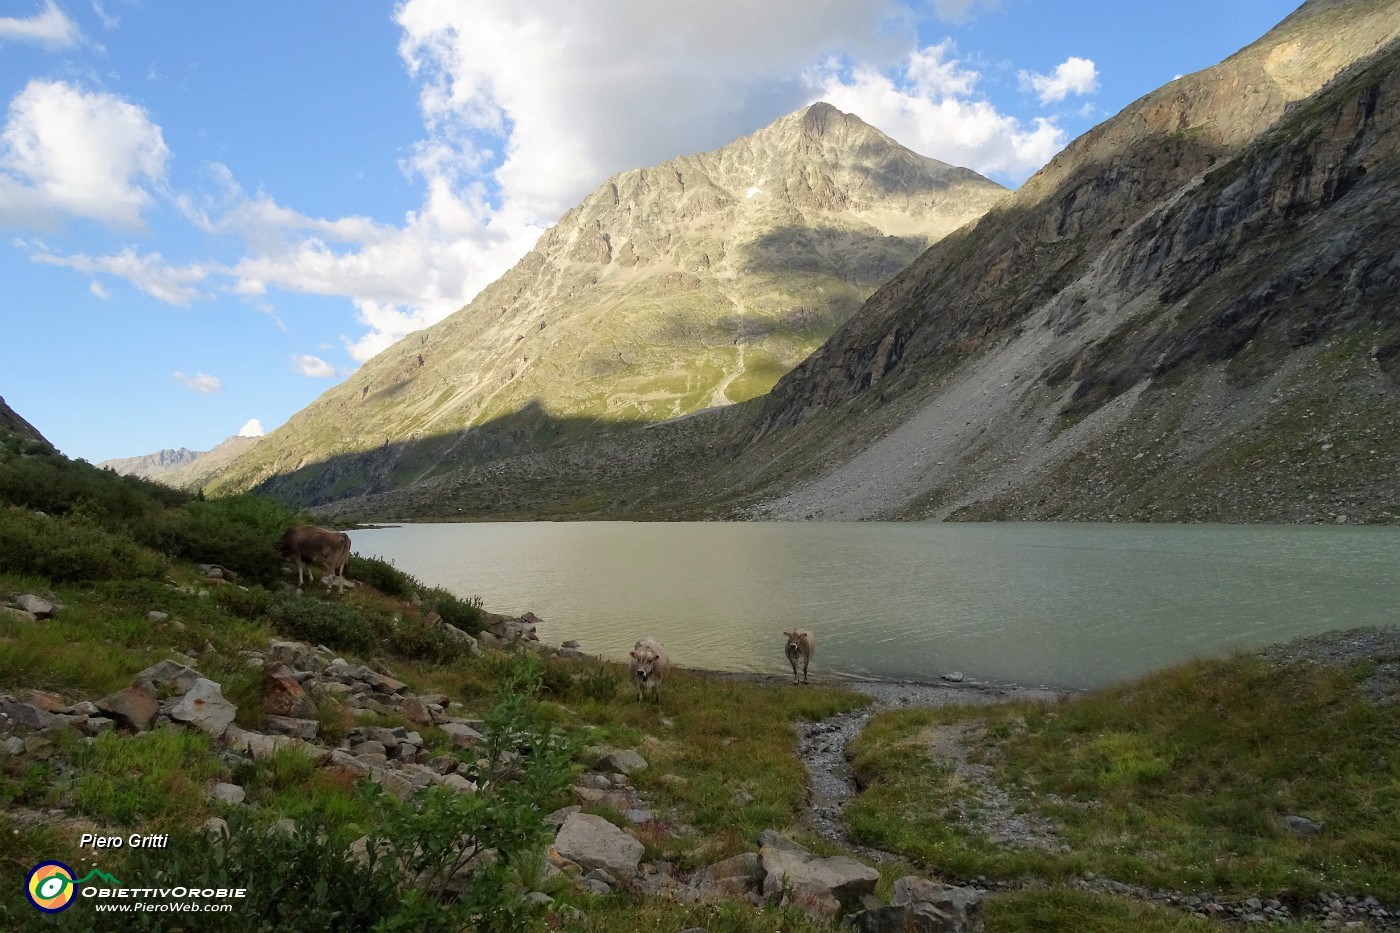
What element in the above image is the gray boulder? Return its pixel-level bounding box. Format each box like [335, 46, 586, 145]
[1, 700, 68, 730]
[166, 678, 237, 735]
[842, 876, 984, 932]
[16, 594, 57, 618]
[553, 813, 643, 876]
[1280, 814, 1324, 837]
[97, 684, 160, 731]
[759, 831, 879, 916]
[583, 745, 648, 774]
[134, 659, 206, 695]
[208, 782, 247, 805]
[440, 722, 485, 748]
[690, 852, 761, 901]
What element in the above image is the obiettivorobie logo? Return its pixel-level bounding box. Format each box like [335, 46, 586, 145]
[25, 862, 123, 913]
[24, 859, 247, 916]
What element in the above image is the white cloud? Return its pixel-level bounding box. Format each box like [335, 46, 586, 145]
[0, 80, 169, 229]
[88, 279, 109, 300]
[395, 0, 910, 227]
[0, 1, 80, 48]
[9, 4, 1085, 365]
[1020, 56, 1099, 104]
[30, 246, 209, 305]
[810, 42, 1067, 180]
[291, 354, 336, 378]
[173, 371, 223, 394]
[237, 418, 264, 437]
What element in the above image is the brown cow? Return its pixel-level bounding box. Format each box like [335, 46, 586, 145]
[279, 525, 351, 594]
[784, 629, 814, 684]
[629, 637, 669, 703]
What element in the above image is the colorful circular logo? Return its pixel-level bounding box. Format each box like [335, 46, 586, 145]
[26, 861, 76, 913]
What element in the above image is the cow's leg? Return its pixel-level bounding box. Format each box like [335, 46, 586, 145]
[802, 656, 809, 684]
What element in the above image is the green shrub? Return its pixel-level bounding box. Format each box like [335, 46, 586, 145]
[346, 553, 416, 597]
[0, 508, 166, 582]
[386, 617, 477, 666]
[577, 664, 623, 702]
[131, 495, 299, 585]
[263, 589, 379, 656]
[422, 586, 484, 635]
[209, 582, 274, 620]
[0, 449, 186, 523]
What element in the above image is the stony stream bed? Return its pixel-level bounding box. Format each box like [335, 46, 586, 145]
[794, 677, 1062, 856]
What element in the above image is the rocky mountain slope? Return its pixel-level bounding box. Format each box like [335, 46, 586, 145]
[202, 104, 1005, 503]
[302, 0, 1400, 525]
[0, 395, 52, 451]
[735, 0, 1400, 523]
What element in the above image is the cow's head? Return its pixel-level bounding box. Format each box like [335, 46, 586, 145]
[631, 647, 658, 681]
[785, 630, 808, 657]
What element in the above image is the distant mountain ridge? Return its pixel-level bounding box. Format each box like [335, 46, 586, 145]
[200, 103, 1008, 502]
[98, 447, 202, 479]
[100, 436, 259, 487]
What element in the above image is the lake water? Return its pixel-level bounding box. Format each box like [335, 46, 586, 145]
[351, 522, 1400, 690]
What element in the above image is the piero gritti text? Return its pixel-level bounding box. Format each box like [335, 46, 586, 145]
[79, 833, 169, 849]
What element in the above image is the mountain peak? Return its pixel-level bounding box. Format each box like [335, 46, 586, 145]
[758, 100, 883, 147]
[201, 101, 1009, 504]
[799, 100, 847, 132]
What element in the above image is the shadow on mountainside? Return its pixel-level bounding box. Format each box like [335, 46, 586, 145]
[742, 225, 929, 285]
[247, 400, 762, 521]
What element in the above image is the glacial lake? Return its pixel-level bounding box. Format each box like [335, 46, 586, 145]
[351, 522, 1400, 691]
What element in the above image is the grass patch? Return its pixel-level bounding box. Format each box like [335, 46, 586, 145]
[985, 888, 1223, 932]
[70, 729, 224, 826]
[846, 651, 1400, 902]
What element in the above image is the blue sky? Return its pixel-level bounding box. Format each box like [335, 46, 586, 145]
[1, 0, 1300, 463]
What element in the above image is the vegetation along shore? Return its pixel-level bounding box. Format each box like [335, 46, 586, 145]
[3, 421, 1399, 932]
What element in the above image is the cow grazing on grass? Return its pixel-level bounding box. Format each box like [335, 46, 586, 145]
[279, 525, 351, 594]
[629, 637, 669, 703]
[785, 629, 814, 684]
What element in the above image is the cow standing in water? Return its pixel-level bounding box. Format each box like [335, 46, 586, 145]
[279, 525, 351, 594]
[785, 629, 814, 684]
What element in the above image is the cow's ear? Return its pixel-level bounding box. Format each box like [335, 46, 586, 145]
[629, 650, 637, 659]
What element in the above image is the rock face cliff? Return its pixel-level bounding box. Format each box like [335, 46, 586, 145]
[732, 0, 1400, 523]
[204, 104, 1005, 503]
